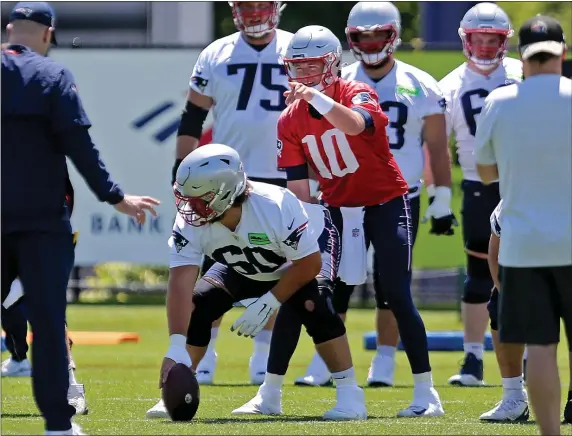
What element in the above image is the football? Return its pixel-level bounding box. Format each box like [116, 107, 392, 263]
[162, 363, 200, 421]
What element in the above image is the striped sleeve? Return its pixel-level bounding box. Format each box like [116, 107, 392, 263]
[490, 200, 503, 237]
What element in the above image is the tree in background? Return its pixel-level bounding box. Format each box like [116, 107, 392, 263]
[216, 1, 570, 49]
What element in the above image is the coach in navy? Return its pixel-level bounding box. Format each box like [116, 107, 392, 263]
[2, 2, 160, 434]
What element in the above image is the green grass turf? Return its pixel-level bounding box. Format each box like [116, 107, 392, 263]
[2, 305, 571, 435]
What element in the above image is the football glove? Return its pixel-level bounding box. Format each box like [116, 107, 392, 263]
[231, 292, 281, 338]
[165, 334, 192, 367]
[423, 185, 458, 236]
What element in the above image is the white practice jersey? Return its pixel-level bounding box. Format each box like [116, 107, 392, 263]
[169, 182, 326, 281]
[342, 59, 446, 195]
[490, 199, 503, 238]
[439, 58, 522, 181]
[189, 30, 293, 179]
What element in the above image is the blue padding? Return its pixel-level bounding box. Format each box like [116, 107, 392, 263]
[364, 331, 494, 352]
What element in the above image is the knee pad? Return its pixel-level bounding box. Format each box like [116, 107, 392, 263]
[331, 279, 354, 314]
[186, 280, 232, 347]
[487, 288, 499, 331]
[463, 255, 493, 304]
[291, 280, 346, 345]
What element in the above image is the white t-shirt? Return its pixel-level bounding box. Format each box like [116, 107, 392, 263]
[189, 29, 293, 179]
[475, 74, 572, 267]
[169, 181, 327, 281]
[342, 60, 446, 195]
[439, 58, 523, 181]
[490, 199, 503, 238]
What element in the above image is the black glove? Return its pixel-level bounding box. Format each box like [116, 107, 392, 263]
[171, 159, 183, 186]
[430, 213, 458, 236]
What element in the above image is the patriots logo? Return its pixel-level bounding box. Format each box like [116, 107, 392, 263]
[438, 98, 447, 109]
[351, 92, 374, 105]
[277, 139, 283, 158]
[531, 21, 548, 34]
[282, 221, 308, 250]
[172, 230, 189, 253]
[15, 7, 33, 16]
[191, 76, 209, 92]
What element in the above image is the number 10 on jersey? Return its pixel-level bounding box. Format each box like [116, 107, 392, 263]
[302, 128, 360, 179]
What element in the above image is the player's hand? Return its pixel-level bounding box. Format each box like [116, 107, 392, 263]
[159, 357, 176, 388]
[231, 292, 281, 338]
[114, 195, 160, 224]
[422, 186, 458, 236]
[160, 336, 192, 387]
[284, 82, 314, 106]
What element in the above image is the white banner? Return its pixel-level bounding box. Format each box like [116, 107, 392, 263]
[50, 49, 357, 266]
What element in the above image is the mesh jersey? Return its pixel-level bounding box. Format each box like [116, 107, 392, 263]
[490, 199, 503, 238]
[439, 57, 522, 181]
[277, 79, 408, 208]
[189, 29, 293, 179]
[169, 181, 326, 281]
[342, 60, 446, 195]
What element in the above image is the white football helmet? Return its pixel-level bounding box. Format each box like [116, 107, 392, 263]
[174, 144, 246, 227]
[283, 25, 342, 92]
[346, 1, 402, 66]
[459, 2, 513, 70]
[229, 1, 286, 38]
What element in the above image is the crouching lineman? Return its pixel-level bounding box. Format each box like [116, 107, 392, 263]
[156, 143, 367, 420]
[479, 199, 529, 422]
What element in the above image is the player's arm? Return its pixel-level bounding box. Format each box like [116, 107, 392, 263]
[474, 96, 499, 184]
[286, 83, 382, 136]
[277, 114, 313, 203]
[172, 50, 215, 184]
[488, 232, 501, 291]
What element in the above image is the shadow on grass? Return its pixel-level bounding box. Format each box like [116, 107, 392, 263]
[2, 412, 42, 418]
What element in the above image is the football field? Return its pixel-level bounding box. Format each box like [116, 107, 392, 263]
[2, 305, 571, 435]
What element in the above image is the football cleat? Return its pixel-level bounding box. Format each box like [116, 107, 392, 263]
[323, 386, 367, 421]
[195, 350, 217, 385]
[366, 354, 395, 387]
[231, 388, 282, 415]
[397, 387, 445, 417]
[563, 397, 572, 424]
[249, 349, 269, 386]
[448, 353, 485, 386]
[1, 357, 31, 377]
[68, 383, 88, 415]
[294, 353, 333, 386]
[480, 398, 529, 422]
[145, 399, 169, 419]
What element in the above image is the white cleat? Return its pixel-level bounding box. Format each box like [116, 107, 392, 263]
[196, 350, 217, 385]
[366, 354, 395, 387]
[447, 373, 485, 387]
[397, 387, 445, 418]
[479, 398, 529, 422]
[1, 357, 32, 377]
[44, 422, 86, 435]
[232, 388, 282, 415]
[249, 351, 268, 386]
[145, 399, 169, 419]
[68, 383, 88, 415]
[294, 353, 333, 387]
[323, 387, 367, 421]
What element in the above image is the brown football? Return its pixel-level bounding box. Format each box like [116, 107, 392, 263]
[162, 363, 200, 421]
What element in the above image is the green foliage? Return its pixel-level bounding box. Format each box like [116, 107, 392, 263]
[92, 263, 168, 286]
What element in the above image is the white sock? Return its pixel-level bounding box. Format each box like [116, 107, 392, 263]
[502, 376, 525, 399]
[331, 367, 357, 388]
[413, 371, 434, 389]
[522, 347, 528, 360]
[206, 327, 219, 353]
[262, 372, 284, 391]
[376, 345, 396, 359]
[464, 342, 484, 360]
[68, 366, 77, 385]
[45, 429, 72, 435]
[253, 329, 272, 354]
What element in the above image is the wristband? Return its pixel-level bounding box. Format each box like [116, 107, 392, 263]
[308, 90, 335, 115]
[169, 334, 187, 348]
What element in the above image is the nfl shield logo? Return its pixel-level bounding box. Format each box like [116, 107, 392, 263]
[352, 228, 360, 237]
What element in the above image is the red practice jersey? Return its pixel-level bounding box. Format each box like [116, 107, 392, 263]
[277, 79, 408, 207]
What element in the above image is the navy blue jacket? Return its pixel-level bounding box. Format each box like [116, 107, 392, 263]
[2, 45, 124, 234]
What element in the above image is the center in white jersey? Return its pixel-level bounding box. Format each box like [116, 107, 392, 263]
[342, 59, 446, 195]
[189, 29, 293, 180]
[439, 58, 522, 182]
[169, 182, 327, 281]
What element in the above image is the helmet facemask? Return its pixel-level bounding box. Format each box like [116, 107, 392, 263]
[459, 28, 512, 70]
[346, 25, 400, 67]
[174, 175, 246, 227]
[230, 1, 282, 39]
[283, 52, 340, 93]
